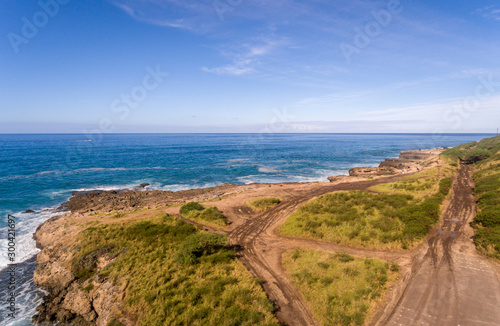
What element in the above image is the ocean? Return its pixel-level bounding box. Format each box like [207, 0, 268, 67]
[0, 133, 493, 325]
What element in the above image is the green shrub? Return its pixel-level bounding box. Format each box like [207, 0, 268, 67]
[278, 181, 450, 249]
[336, 252, 355, 263]
[72, 244, 119, 281]
[72, 215, 279, 325]
[467, 135, 500, 260]
[442, 135, 500, 164]
[283, 249, 397, 326]
[180, 202, 229, 227]
[175, 233, 228, 265]
[180, 202, 205, 216]
[474, 226, 500, 260]
[247, 197, 282, 211]
[439, 178, 453, 196]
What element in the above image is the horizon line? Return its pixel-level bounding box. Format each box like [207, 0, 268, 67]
[0, 132, 497, 135]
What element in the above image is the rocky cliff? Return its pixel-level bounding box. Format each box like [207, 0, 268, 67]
[32, 214, 129, 326]
[342, 149, 442, 179]
[32, 183, 258, 325]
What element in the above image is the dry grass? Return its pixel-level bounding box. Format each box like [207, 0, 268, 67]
[282, 248, 398, 326]
[247, 197, 282, 212]
[278, 178, 453, 250]
[72, 213, 279, 325]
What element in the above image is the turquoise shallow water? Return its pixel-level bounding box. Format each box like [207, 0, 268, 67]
[0, 133, 493, 325]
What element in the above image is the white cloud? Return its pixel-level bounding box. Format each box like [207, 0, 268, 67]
[202, 35, 289, 76]
[476, 5, 500, 21]
[110, 0, 214, 30]
[364, 95, 500, 132]
[202, 64, 255, 76]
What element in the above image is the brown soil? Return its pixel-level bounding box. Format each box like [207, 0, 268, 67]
[224, 173, 417, 325]
[378, 165, 500, 326]
[36, 157, 500, 326]
[211, 164, 499, 325]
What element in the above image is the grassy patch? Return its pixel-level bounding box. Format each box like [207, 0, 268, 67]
[442, 135, 500, 164]
[180, 202, 229, 228]
[370, 177, 439, 199]
[247, 197, 282, 212]
[71, 214, 278, 325]
[282, 249, 398, 326]
[278, 178, 452, 250]
[440, 135, 500, 261]
[472, 165, 500, 260]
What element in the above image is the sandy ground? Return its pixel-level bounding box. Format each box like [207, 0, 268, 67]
[163, 164, 500, 326]
[380, 165, 500, 326]
[47, 155, 500, 326]
[162, 173, 421, 325]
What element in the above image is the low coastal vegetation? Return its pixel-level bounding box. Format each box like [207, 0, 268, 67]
[445, 135, 500, 260]
[282, 249, 398, 326]
[247, 197, 282, 212]
[278, 175, 453, 250]
[71, 214, 278, 325]
[473, 168, 500, 260]
[180, 202, 229, 227]
[442, 135, 500, 164]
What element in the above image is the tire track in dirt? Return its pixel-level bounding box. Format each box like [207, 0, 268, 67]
[227, 165, 500, 326]
[381, 165, 500, 326]
[228, 175, 415, 326]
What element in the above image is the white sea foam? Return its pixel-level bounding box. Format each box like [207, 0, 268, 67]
[0, 258, 48, 326]
[0, 208, 64, 270]
[159, 182, 224, 192]
[73, 183, 139, 192]
[258, 166, 279, 173]
[0, 166, 168, 182]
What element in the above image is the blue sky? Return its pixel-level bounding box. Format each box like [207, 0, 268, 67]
[1, 0, 500, 133]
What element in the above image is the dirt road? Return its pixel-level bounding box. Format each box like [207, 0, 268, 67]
[228, 175, 414, 326]
[228, 165, 500, 326]
[381, 165, 500, 326]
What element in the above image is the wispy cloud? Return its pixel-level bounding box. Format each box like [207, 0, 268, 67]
[202, 35, 289, 76]
[364, 95, 500, 132]
[294, 70, 488, 109]
[110, 0, 215, 30]
[476, 5, 500, 21]
[202, 61, 256, 76]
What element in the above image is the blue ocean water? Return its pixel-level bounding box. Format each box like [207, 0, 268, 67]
[0, 133, 493, 325]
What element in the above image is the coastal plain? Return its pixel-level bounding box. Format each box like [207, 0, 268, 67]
[32, 140, 500, 326]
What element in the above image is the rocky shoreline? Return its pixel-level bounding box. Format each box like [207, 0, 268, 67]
[31, 149, 443, 325]
[346, 149, 442, 177]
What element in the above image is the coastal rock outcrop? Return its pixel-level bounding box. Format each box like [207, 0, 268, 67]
[329, 149, 442, 181]
[348, 167, 397, 177]
[32, 183, 258, 325]
[64, 184, 239, 213]
[32, 215, 129, 326]
[378, 149, 441, 173]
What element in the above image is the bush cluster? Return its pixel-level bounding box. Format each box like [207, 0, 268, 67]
[441, 135, 500, 260]
[442, 135, 500, 164]
[247, 197, 282, 211]
[180, 202, 229, 227]
[174, 233, 229, 265]
[283, 249, 398, 326]
[472, 166, 500, 260]
[279, 176, 453, 249]
[71, 214, 278, 325]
